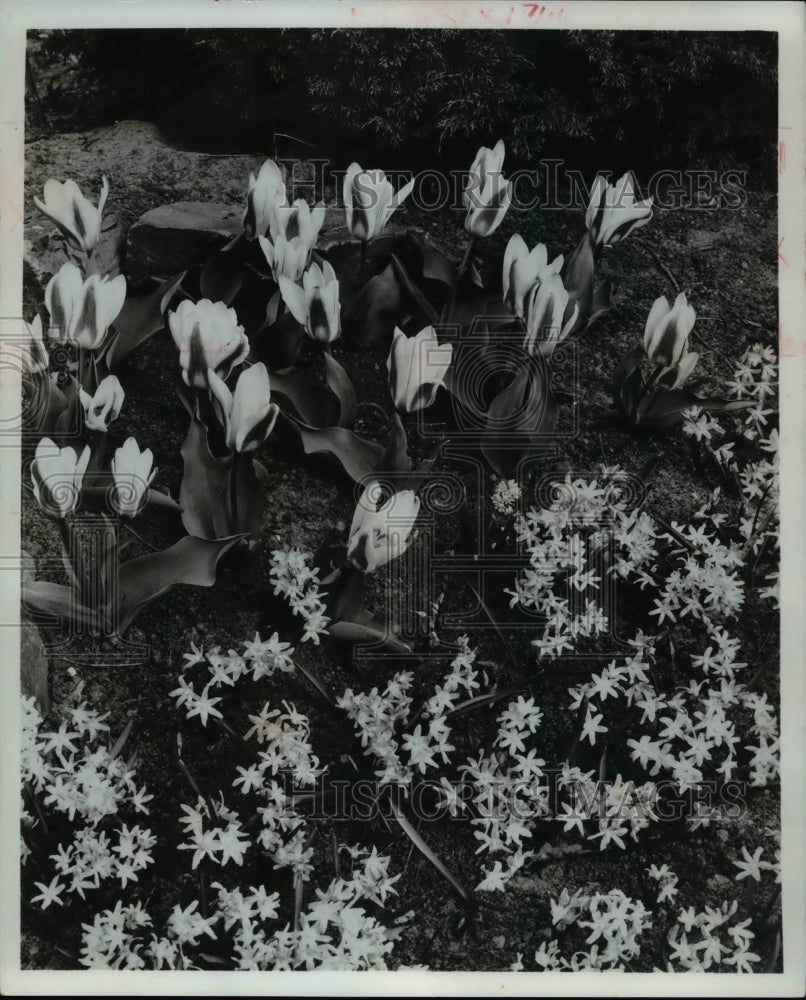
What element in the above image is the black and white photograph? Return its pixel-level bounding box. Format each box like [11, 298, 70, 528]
[1, 0, 804, 994]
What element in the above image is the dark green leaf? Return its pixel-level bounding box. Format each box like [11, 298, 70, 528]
[200, 238, 245, 306]
[323, 352, 357, 429]
[327, 619, 412, 654]
[22, 581, 107, 632]
[104, 271, 186, 368]
[387, 797, 471, 904]
[271, 372, 336, 427]
[343, 261, 402, 347]
[179, 417, 233, 539]
[116, 534, 245, 634]
[288, 420, 384, 483]
[390, 252, 439, 324]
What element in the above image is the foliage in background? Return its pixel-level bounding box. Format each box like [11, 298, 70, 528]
[29, 28, 776, 182]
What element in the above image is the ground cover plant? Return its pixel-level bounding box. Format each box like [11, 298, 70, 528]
[17, 38, 781, 974]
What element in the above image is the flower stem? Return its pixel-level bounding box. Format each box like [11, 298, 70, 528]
[229, 453, 240, 534]
[440, 236, 475, 326]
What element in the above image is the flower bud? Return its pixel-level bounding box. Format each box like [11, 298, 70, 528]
[464, 140, 512, 238]
[278, 261, 341, 345]
[586, 172, 653, 247]
[30, 437, 90, 518]
[45, 263, 126, 351]
[347, 481, 420, 573]
[207, 363, 279, 453]
[387, 326, 453, 412]
[343, 164, 414, 243]
[168, 298, 249, 389]
[523, 273, 579, 358]
[243, 159, 286, 239]
[643, 292, 696, 369]
[34, 176, 109, 252]
[110, 437, 156, 517]
[79, 374, 125, 433]
[503, 235, 563, 319]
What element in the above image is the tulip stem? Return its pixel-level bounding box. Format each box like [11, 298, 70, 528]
[229, 454, 240, 533]
[440, 236, 475, 326]
[359, 240, 368, 282]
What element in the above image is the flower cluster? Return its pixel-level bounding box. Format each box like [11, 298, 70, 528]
[666, 899, 762, 972]
[170, 633, 297, 727]
[512, 888, 653, 970]
[491, 477, 522, 517]
[78, 844, 407, 970]
[22, 690, 155, 905]
[269, 547, 331, 643]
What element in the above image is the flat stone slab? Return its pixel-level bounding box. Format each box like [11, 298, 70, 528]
[126, 201, 244, 286]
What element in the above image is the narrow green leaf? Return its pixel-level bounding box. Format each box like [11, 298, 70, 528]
[387, 797, 472, 904]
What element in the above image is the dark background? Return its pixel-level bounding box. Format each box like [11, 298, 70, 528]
[27, 28, 777, 187]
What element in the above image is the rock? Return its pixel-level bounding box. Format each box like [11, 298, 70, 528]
[20, 621, 50, 716]
[25, 121, 265, 289]
[126, 201, 243, 286]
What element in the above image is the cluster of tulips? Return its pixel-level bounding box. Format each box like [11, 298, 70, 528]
[18, 131, 748, 636]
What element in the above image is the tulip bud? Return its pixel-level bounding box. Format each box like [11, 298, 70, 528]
[343, 163, 414, 243]
[79, 374, 125, 433]
[464, 140, 512, 238]
[243, 159, 286, 239]
[44, 263, 126, 351]
[21, 315, 49, 375]
[347, 481, 421, 573]
[270, 198, 326, 247]
[207, 363, 279, 453]
[278, 261, 341, 345]
[168, 298, 249, 389]
[523, 273, 579, 358]
[586, 172, 653, 247]
[30, 437, 90, 518]
[34, 176, 109, 253]
[110, 437, 156, 517]
[503, 235, 564, 319]
[387, 326, 453, 413]
[663, 350, 700, 390]
[257, 233, 313, 284]
[643, 292, 696, 368]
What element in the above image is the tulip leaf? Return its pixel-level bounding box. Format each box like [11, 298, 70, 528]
[324, 567, 366, 624]
[265, 289, 282, 327]
[480, 358, 558, 477]
[104, 271, 187, 369]
[271, 372, 335, 428]
[289, 420, 384, 483]
[253, 312, 305, 371]
[22, 581, 107, 632]
[116, 534, 245, 635]
[253, 459, 272, 486]
[200, 238, 245, 306]
[327, 619, 413, 655]
[375, 411, 412, 475]
[179, 417, 234, 539]
[561, 231, 594, 336]
[640, 389, 753, 431]
[343, 261, 402, 347]
[323, 352, 357, 429]
[23, 373, 68, 436]
[390, 253, 439, 324]
[232, 452, 264, 541]
[146, 488, 182, 512]
[588, 278, 612, 328]
[53, 375, 82, 438]
[613, 345, 645, 418]
[408, 231, 458, 287]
